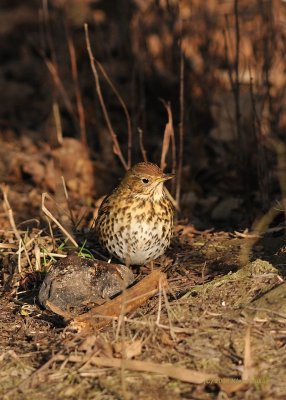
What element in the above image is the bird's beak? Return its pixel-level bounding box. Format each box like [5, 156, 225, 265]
[158, 173, 175, 182]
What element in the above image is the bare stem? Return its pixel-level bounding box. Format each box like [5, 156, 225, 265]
[42, 192, 78, 248]
[45, 59, 75, 120]
[42, 0, 57, 68]
[138, 128, 148, 162]
[84, 23, 128, 171]
[96, 60, 132, 168]
[234, 0, 241, 141]
[66, 22, 87, 146]
[176, 25, 185, 206]
[160, 99, 174, 172]
[1, 185, 33, 270]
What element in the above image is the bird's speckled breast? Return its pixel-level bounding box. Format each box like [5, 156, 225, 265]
[97, 197, 173, 265]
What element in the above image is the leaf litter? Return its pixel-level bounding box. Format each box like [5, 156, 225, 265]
[1, 1, 286, 398]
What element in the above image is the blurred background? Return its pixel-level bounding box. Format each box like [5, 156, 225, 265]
[0, 0, 285, 231]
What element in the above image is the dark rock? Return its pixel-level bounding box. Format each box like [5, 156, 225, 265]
[39, 255, 135, 312]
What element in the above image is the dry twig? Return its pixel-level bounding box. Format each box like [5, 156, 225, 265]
[41, 192, 78, 248]
[84, 23, 128, 170]
[176, 14, 185, 207]
[96, 60, 132, 168]
[71, 270, 168, 331]
[242, 326, 255, 381]
[66, 22, 87, 145]
[138, 128, 148, 163]
[1, 185, 32, 271]
[160, 100, 175, 174]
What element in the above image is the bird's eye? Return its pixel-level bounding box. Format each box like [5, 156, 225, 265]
[142, 178, 149, 184]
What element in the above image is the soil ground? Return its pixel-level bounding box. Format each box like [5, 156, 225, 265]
[1, 1, 286, 399]
[1, 185, 286, 399]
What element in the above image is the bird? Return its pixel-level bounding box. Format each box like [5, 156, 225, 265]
[95, 162, 174, 266]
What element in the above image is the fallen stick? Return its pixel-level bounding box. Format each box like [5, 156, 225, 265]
[88, 356, 217, 384]
[59, 354, 217, 384]
[5, 352, 218, 396]
[71, 269, 168, 331]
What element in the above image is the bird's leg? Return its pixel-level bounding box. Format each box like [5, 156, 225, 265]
[125, 254, 131, 269]
[142, 260, 154, 273]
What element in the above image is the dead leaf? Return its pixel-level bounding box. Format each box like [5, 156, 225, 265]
[114, 340, 142, 359]
[220, 380, 248, 394]
[160, 100, 174, 172]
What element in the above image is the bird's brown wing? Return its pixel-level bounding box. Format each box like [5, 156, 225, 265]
[95, 187, 118, 230]
[95, 194, 111, 226]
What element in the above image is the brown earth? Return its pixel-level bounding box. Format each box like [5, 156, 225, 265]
[1, 1, 286, 399]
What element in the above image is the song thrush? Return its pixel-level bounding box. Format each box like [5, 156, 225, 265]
[95, 162, 174, 265]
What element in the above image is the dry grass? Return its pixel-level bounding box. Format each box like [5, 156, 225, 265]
[1, 1, 286, 399]
[1, 191, 286, 399]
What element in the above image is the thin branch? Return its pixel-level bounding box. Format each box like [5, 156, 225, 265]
[96, 60, 132, 168]
[171, 112, 177, 197]
[138, 128, 148, 162]
[42, 0, 57, 68]
[41, 192, 78, 248]
[66, 22, 87, 146]
[1, 185, 33, 270]
[82, 356, 218, 384]
[61, 175, 76, 228]
[242, 326, 255, 381]
[233, 0, 241, 141]
[223, 19, 234, 90]
[45, 59, 75, 118]
[84, 23, 128, 171]
[159, 99, 174, 172]
[176, 22, 184, 206]
[41, 1, 78, 131]
[52, 101, 63, 145]
[248, 64, 270, 208]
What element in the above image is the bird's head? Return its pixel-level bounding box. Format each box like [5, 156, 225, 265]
[120, 162, 174, 201]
